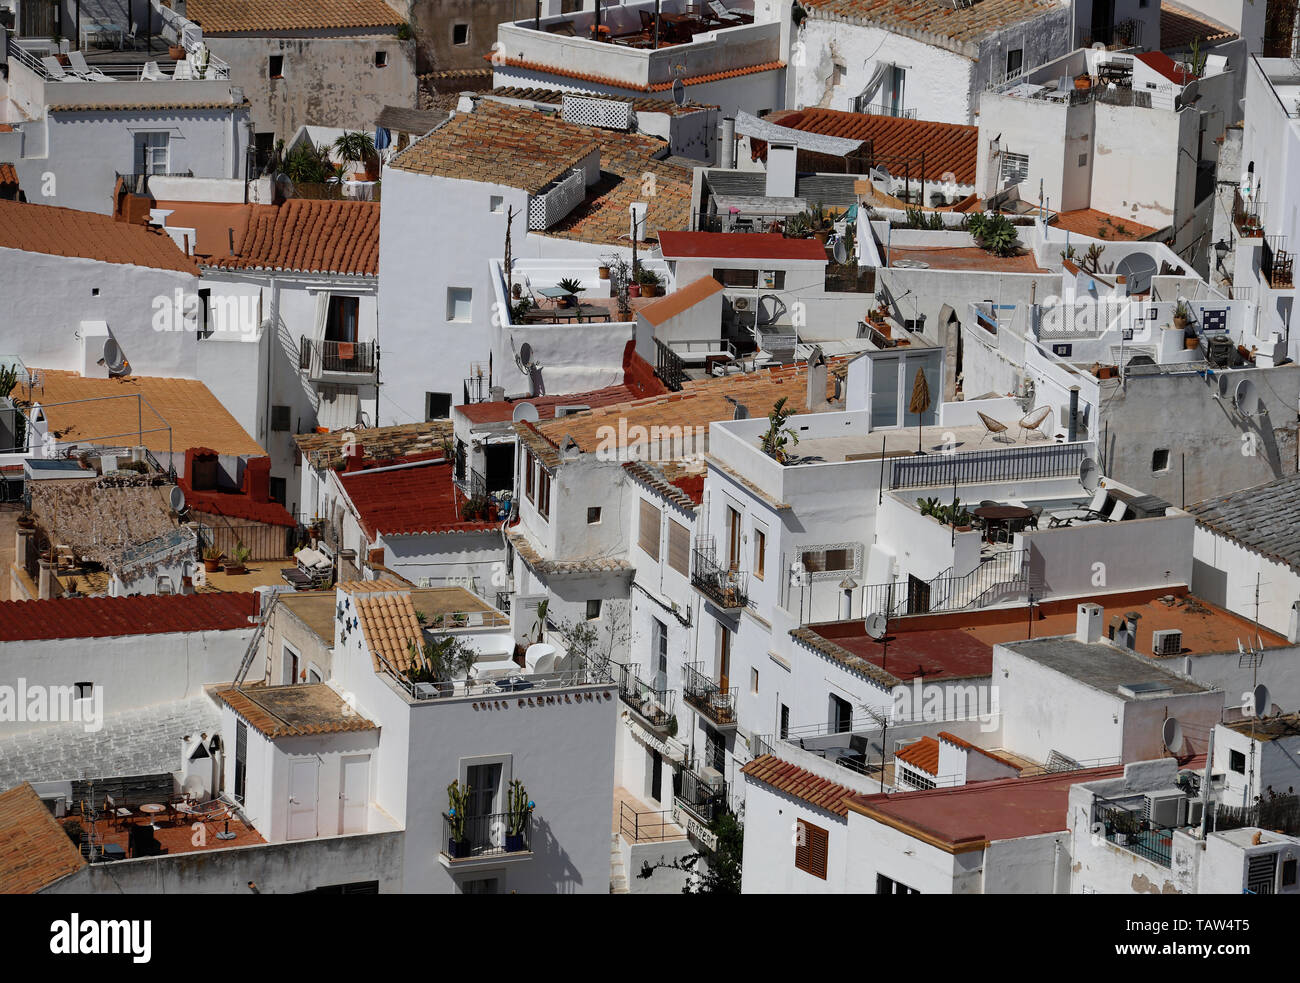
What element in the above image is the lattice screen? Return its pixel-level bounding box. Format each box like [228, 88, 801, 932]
[562, 93, 633, 130]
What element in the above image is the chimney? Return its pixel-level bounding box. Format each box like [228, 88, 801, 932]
[766, 142, 798, 199]
[806, 346, 827, 410]
[839, 577, 857, 620]
[1122, 611, 1141, 650]
[721, 116, 736, 169]
[489, 386, 505, 402]
[38, 555, 53, 600]
[344, 443, 367, 472]
[1076, 603, 1103, 643]
[1289, 600, 1300, 644]
[1068, 386, 1080, 442]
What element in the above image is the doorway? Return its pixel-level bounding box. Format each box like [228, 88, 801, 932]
[288, 757, 319, 840]
[650, 750, 663, 803]
[339, 754, 370, 834]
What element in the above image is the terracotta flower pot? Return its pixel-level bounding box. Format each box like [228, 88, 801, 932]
[169, 45, 186, 60]
[1173, 316, 1188, 330]
[204, 558, 221, 573]
[628, 284, 642, 298]
[598, 266, 610, 280]
[1185, 337, 1199, 349]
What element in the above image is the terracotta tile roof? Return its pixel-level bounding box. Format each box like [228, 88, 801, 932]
[1135, 51, 1196, 86]
[296, 420, 454, 470]
[20, 370, 264, 457]
[1160, 1, 1237, 50]
[345, 583, 425, 673]
[885, 244, 1047, 273]
[507, 528, 634, 576]
[490, 56, 783, 94]
[659, 231, 829, 262]
[526, 357, 847, 456]
[741, 755, 855, 817]
[217, 683, 377, 738]
[340, 455, 499, 538]
[895, 736, 941, 775]
[50, 102, 249, 112]
[0, 200, 197, 272]
[187, 0, 404, 34]
[791, 622, 993, 687]
[0, 592, 257, 641]
[182, 486, 298, 527]
[638, 277, 726, 327]
[0, 783, 87, 893]
[150, 200, 253, 260]
[769, 108, 978, 185]
[1051, 208, 1159, 242]
[938, 731, 1021, 771]
[489, 86, 715, 116]
[0, 163, 18, 188]
[804, 0, 1056, 52]
[624, 460, 702, 512]
[206, 199, 379, 276]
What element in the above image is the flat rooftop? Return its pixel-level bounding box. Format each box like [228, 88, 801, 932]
[1001, 636, 1212, 697]
[887, 244, 1047, 274]
[216, 683, 376, 739]
[794, 623, 994, 686]
[789, 423, 980, 465]
[1222, 714, 1300, 742]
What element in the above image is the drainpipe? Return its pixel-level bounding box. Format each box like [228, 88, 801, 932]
[1068, 385, 1079, 442]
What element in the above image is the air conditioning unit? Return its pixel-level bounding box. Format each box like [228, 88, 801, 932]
[1144, 789, 1187, 827]
[1152, 629, 1183, 657]
[1186, 799, 1204, 826]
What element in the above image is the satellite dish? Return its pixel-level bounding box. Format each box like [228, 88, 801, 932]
[1233, 377, 1259, 416]
[865, 612, 887, 640]
[1079, 457, 1100, 492]
[514, 339, 535, 376]
[672, 77, 686, 107]
[1252, 683, 1271, 718]
[1162, 716, 1183, 754]
[102, 338, 128, 376]
[511, 401, 540, 424]
[169, 486, 186, 512]
[1114, 253, 1157, 295]
[832, 237, 849, 264]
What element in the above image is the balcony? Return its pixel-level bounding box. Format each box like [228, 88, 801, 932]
[439, 811, 533, 866]
[682, 662, 736, 729]
[299, 337, 378, 384]
[1262, 236, 1294, 289]
[674, 761, 729, 829]
[615, 662, 676, 732]
[1234, 191, 1264, 238]
[691, 539, 748, 611]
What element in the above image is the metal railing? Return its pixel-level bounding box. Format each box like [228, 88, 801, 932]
[1263, 236, 1294, 288]
[692, 210, 799, 234]
[1094, 797, 1174, 868]
[682, 663, 736, 726]
[619, 802, 685, 843]
[691, 540, 748, 610]
[677, 763, 728, 826]
[888, 442, 1088, 489]
[442, 810, 532, 859]
[654, 337, 688, 391]
[115, 169, 194, 195]
[299, 337, 378, 377]
[1085, 18, 1143, 47]
[380, 649, 614, 703]
[852, 101, 917, 119]
[615, 662, 676, 729]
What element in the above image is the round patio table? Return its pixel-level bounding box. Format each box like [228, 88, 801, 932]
[973, 505, 1034, 543]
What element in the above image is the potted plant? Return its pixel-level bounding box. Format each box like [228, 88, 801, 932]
[225, 542, 251, 575]
[760, 396, 800, 464]
[598, 262, 611, 280]
[1173, 300, 1191, 331]
[446, 779, 472, 857]
[506, 779, 533, 852]
[333, 131, 379, 182]
[557, 277, 583, 307]
[169, 41, 186, 61]
[636, 267, 663, 297]
[202, 547, 223, 573]
[16, 510, 35, 530]
[627, 279, 642, 298]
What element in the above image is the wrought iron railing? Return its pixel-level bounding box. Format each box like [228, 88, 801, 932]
[691, 540, 748, 610]
[1094, 797, 1174, 868]
[677, 763, 729, 826]
[299, 337, 378, 376]
[888, 442, 1088, 489]
[852, 101, 917, 119]
[1263, 236, 1294, 288]
[615, 662, 676, 729]
[441, 810, 532, 859]
[619, 802, 685, 842]
[682, 662, 736, 726]
[654, 337, 688, 391]
[115, 169, 194, 195]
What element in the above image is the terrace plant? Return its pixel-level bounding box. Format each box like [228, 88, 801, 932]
[334, 130, 379, 179]
[406, 633, 478, 685]
[760, 396, 800, 464]
[968, 211, 1020, 257]
[446, 779, 472, 854]
[506, 779, 534, 850]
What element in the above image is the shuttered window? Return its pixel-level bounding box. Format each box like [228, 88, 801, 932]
[668, 519, 690, 576]
[639, 498, 661, 560]
[795, 819, 828, 879]
[524, 449, 535, 503]
[538, 469, 551, 520]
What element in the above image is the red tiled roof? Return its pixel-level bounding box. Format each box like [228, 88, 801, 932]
[490, 56, 784, 94]
[187, 0, 404, 34]
[0, 784, 87, 893]
[1160, 1, 1237, 50]
[792, 623, 994, 686]
[895, 737, 940, 775]
[181, 486, 297, 527]
[769, 108, 978, 185]
[151, 200, 254, 260]
[1135, 50, 1195, 86]
[1052, 208, 1160, 242]
[638, 276, 725, 327]
[670, 473, 704, 504]
[805, 0, 1055, 49]
[0, 592, 258, 641]
[340, 455, 500, 538]
[0, 163, 18, 187]
[207, 199, 379, 275]
[0, 200, 197, 272]
[658, 231, 828, 262]
[741, 755, 855, 817]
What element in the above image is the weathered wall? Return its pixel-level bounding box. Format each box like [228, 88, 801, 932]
[405, 0, 518, 75]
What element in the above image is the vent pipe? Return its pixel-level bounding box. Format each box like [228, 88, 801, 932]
[721, 116, 736, 169]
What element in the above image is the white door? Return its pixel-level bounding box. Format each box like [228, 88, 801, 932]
[288, 758, 318, 840]
[339, 755, 370, 834]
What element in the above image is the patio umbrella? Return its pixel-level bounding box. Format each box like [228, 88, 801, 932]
[908, 365, 931, 455]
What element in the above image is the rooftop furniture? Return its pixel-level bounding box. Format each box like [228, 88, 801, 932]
[103, 795, 133, 829]
[977, 410, 1013, 444]
[41, 56, 76, 81]
[67, 50, 115, 81]
[141, 61, 167, 81]
[974, 504, 1035, 544]
[1018, 405, 1052, 442]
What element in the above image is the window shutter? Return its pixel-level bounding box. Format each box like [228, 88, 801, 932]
[639, 498, 661, 559]
[795, 819, 829, 880]
[668, 519, 690, 575]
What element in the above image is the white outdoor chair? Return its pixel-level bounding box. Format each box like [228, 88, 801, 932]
[67, 51, 115, 82]
[41, 56, 76, 81]
[172, 59, 195, 80]
[1018, 405, 1052, 442]
[140, 61, 166, 81]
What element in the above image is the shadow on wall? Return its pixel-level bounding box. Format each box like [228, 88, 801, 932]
[529, 813, 584, 894]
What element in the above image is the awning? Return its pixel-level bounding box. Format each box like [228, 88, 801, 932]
[317, 387, 359, 431]
[734, 110, 864, 158]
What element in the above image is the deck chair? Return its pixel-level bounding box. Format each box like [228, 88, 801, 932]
[1018, 405, 1052, 442]
[103, 795, 133, 829]
[41, 56, 76, 81]
[172, 59, 195, 80]
[709, 0, 744, 22]
[67, 51, 115, 81]
[140, 60, 167, 81]
[977, 410, 1013, 444]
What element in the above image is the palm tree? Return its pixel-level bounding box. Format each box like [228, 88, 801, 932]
[334, 131, 378, 178]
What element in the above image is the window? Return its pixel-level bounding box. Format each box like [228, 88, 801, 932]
[653, 619, 668, 691]
[780, 703, 790, 740]
[465, 762, 502, 816]
[74, 682, 94, 701]
[524, 449, 536, 502]
[374, 50, 388, 68]
[489, 195, 504, 214]
[271, 405, 291, 432]
[877, 874, 920, 894]
[325, 295, 359, 342]
[750, 667, 759, 694]
[537, 468, 551, 520]
[829, 693, 851, 734]
[586, 599, 602, 620]
[1000, 151, 1030, 187]
[463, 877, 499, 894]
[307, 665, 322, 684]
[1078, 153, 1088, 167]
[1284, 858, 1298, 887]
[802, 547, 853, 574]
[639, 498, 662, 560]
[794, 819, 829, 879]
[1230, 749, 1246, 774]
[587, 507, 601, 524]
[1005, 47, 1023, 78]
[713, 268, 786, 289]
[425, 392, 452, 420]
[668, 519, 690, 576]
[753, 528, 766, 580]
[268, 54, 284, 79]
[1152, 449, 1170, 472]
[282, 644, 300, 686]
[134, 132, 170, 175]
[447, 287, 473, 322]
[900, 766, 937, 790]
[269, 477, 286, 505]
[726, 506, 741, 570]
[452, 23, 470, 45]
